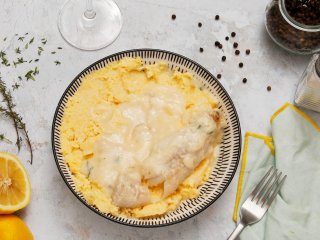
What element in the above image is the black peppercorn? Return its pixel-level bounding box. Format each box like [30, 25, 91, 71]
[215, 15, 220, 20]
[246, 49, 251, 55]
[242, 78, 247, 83]
[267, 86, 271, 91]
[215, 41, 220, 46]
[233, 42, 238, 48]
[235, 50, 240, 55]
[218, 44, 223, 49]
[217, 74, 222, 79]
[231, 32, 236, 37]
[222, 56, 226, 61]
[225, 36, 229, 41]
[239, 62, 243, 68]
[198, 22, 202, 28]
[199, 47, 204, 52]
[171, 14, 176, 20]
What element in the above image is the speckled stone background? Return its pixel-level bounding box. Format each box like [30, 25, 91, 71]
[1, 0, 319, 239]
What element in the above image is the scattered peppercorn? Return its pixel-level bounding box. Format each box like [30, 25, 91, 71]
[225, 36, 229, 41]
[235, 50, 240, 55]
[215, 41, 220, 46]
[233, 42, 238, 48]
[267, 86, 272, 91]
[242, 78, 247, 83]
[231, 32, 236, 37]
[218, 44, 223, 49]
[171, 14, 176, 20]
[217, 74, 222, 79]
[199, 47, 204, 52]
[198, 22, 202, 28]
[215, 15, 220, 20]
[222, 56, 226, 62]
[246, 49, 251, 55]
[239, 62, 244, 68]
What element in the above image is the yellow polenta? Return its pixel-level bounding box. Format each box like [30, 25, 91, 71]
[60, 57, 221, 218]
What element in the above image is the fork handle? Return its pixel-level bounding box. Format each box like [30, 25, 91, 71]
[227, 222, 245, 240]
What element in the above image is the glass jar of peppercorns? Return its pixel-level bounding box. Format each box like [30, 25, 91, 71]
[265, 0, 320, 54]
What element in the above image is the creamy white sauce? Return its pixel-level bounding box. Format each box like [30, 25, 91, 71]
[89, 84, 220, 208]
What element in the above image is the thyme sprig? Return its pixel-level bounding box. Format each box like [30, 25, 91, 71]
[0, 79, 33, 164]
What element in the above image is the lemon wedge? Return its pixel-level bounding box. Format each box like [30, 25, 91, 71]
[0, 152, 31, 214]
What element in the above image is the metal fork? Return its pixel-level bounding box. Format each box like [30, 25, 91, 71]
[228, 167, 287, 240]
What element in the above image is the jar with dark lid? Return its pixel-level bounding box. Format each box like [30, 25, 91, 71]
[265, 0, 320, 54]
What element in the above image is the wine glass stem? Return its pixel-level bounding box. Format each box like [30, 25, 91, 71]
[84, 0, 96, 19]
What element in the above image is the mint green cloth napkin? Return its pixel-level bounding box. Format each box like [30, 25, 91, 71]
[233, 103, 320, 239]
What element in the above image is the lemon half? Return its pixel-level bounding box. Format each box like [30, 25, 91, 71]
[0, 215, 33, 240]
[0, 152, 31, 214]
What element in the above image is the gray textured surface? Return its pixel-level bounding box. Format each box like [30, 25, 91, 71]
[0, 0, 318, 239]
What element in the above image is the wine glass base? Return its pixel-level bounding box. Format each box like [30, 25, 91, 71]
[58, 0, 122, 51]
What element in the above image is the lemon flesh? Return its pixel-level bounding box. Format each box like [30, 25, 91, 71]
[0, 152, 31, 214]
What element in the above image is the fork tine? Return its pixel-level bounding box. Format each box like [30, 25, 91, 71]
[250, 166, 274, 200]
[260, 171, 282, 206]
[254, 169, 277, 203]
[264, 174, 287, 207]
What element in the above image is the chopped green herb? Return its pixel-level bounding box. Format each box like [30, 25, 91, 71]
[0, 134, 12, 144]
[29, 37, 34, 44]
[0, 51, 10, 67]
[24, 43, 29, 49]
[197, 124, 202, 129]
[57, 47, 63, 50]
[25, 70, 35, 81]
[12, 82, 20, 90]
[51, 51, 56, 54]
[15, 47, 21, 54]
[54, 60, 61, 65]
[13, 57, 27, 67]
[18, 76, 22, 81]
[34, 59, 39, 62]
[34, 67, 39, 75]
[37, 46, 44, 56]
[207, 130, 214, 135]
[29, 60, 32, 63]
[25, 32, 29, 35]
[3, 37, 7, 41]
[18, 36, 24, 41]
[41, 38, 47, 45]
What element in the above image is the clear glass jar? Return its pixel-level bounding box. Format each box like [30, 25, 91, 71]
[295, 54, 320, 112]
[265, 0, 320, 54]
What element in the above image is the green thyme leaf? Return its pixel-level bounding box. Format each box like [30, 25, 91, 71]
[15, 47, 21, 54]
[41, 38, 47, 45]
[12, 82, 20, 90]
[34, 59, 39, 62]
[54, 60, 61, 65]
[25, 70, 35, 81]
[3, 37, 7, 41]
[37, 46, 44, 56]
[34, 67, 39, 75]
[0, 134, 12, 144]
[18, 36, 24, 41]
[29, 37, 34, 44]
[57, 47, 62, 50]
[51, 51, 56, 54]
[25, 43, 29, 49]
